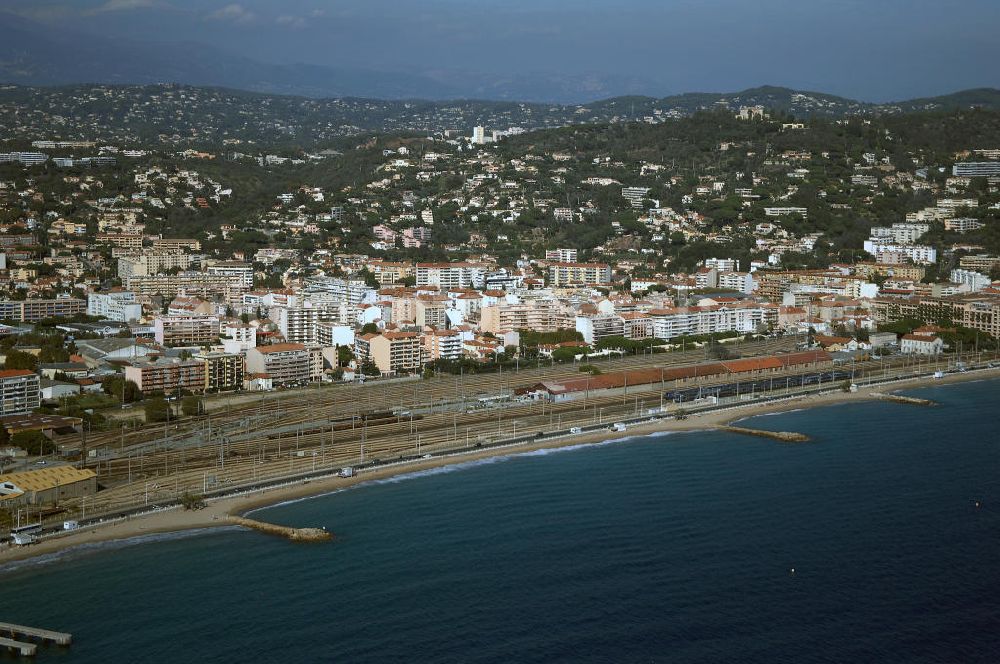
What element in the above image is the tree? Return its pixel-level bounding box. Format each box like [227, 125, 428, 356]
[3, 350, 38, 371]
[181, 395, 204, 417]
[337, 345, 355, 366]
[360, 358, 381, 376]
[180, 492, 206, 510]
[144, 397, 171, 423]
[11, 430, 54, 455]
[360, 323, 379, 335]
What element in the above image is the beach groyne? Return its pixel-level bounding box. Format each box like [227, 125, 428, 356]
[871, 393, 937, 406]
[720, 426, 810, 443]
[229, 516, 332, 542]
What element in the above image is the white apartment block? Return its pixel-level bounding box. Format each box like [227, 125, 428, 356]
[622, 187, 651, 208]
[422, 329, 463, 361]
[944, 218, 984, 233]
[764, 207, 809, 219]
[863, 240, 938, 265]
[649, 304, 774, 340]
[87, 291, 142, 322]
[545, 248, 579, 263]
[936, 198, 978, 210]
[205, 262, 254, 288]
[717, 272, 756, 295]
[703, 258, 738, 272]
[416, 262, 488, 289]
[869, 223, 930, 245]
[302, 276, 375, 305]
[575, 313, 625, 345]
[950, 269, 992, 292]
[271, 302, 339, 345]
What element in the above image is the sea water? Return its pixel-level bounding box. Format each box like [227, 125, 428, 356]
[4, 379, 1000, 663]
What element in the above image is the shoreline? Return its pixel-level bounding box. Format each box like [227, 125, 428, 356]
[2, 367, 997, 569]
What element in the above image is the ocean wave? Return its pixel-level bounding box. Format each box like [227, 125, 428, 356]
[0, 527, 237, 576]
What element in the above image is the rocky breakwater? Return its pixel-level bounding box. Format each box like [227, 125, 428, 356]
[871, 393, 937, 406]
[229, 516, 333, 542]
[720, 426, 810, 443]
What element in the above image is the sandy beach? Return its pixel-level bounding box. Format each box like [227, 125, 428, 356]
[2, 368, 997, 568]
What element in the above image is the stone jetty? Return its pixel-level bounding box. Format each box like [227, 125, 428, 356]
[871, 393, 937, 406]
[229, 516, 333, 542]
[720, 426, 810, 443]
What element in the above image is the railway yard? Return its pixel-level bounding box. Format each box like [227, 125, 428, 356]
[9, 335, 996, 530]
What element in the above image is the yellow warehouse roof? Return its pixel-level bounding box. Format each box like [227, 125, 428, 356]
[0, 466, 97, 493]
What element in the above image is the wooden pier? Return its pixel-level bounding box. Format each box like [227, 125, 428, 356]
[720, 426, 810, 443]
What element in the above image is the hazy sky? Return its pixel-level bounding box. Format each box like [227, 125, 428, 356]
[4, 0, 999, 100]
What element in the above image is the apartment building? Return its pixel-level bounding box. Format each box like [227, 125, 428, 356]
[545, 248, 578, 263]
[117, 252, 193, 279]
[195, 352, 245, 392]
[950, 269, 992, 292]
[547, 262, 612, 287]
[717, 271, 755, 294]
[764, 207, 808, 218]
[368, 260, 415, 285]
[0, 370, 41, 416]
[952, 162, 1000, 177]
[575, 312, 626, 345]
[153, 315, 221, 346]
[271, 302, 339, 345]
[245, 343, 312, 386]
[480, 300, 570, 334]
[96, 233, 143, 250]
[422, 329, 463, 361]
[415, 296, 449, 329]
[870, 295, 1000, 338]
[621, 312, 653, 340]
[621, 187, 651, 208]
[415, 262, 489, 289]
[0, 298, 86, 322]
[87, 291, 142, 322]
[944, 218, 984, 233]
[649, 303, 774, 340]
[124, 360, 207, 395]
[301, 276, 374, 305]
[862, 240, 938, 265]
[125, 273, 237, 298]
[869, 223, 930, 245]
[370, 332, 422, 374]
[958, 255, 1000, 273]
[205, 261, 254, 288]
[151, 238, 201, 251]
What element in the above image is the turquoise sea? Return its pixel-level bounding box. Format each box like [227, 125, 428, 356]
[3, 379, 1000, 663]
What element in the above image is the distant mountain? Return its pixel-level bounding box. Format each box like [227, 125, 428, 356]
[2, 82, 998, 151]
[579, 86, 1000, 119]
[0, 12, 662, 104]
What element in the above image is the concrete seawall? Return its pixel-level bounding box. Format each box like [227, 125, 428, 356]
[720, 426, 810, 443]
[229, 516, 333, 542]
